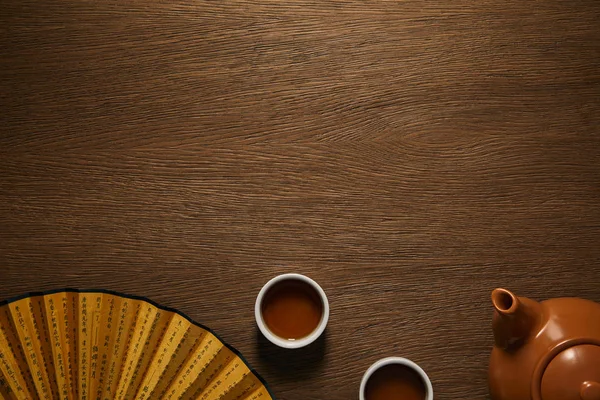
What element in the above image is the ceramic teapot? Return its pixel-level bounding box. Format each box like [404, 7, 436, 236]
[489, 288, 600, 400]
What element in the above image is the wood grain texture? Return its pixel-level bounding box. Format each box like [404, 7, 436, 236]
[1, 0, 599, 398]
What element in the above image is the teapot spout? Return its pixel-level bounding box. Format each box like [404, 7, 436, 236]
[491, 288, 542, 351]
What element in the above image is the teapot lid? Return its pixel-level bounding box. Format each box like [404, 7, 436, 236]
[538, 343, 600, 400]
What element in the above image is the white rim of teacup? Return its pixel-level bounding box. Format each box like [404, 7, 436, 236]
[255, 273, 329, 349]
[359, 357, 433, 400]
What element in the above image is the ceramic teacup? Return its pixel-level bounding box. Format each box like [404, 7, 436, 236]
[360, 357, 433, 400]
[255, 273, 329, 349]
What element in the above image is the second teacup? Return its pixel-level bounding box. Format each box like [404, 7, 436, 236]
[360, 357, 433, 400]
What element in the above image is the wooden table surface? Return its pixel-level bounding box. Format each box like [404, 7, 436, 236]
[1, 0, 600, 399]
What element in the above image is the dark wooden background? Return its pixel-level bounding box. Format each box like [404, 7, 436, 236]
[1, 0, 600, 398]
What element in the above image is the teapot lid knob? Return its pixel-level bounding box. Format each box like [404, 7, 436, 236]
[581, 381, 600, 400]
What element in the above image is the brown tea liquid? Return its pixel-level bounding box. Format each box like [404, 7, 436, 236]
[365, 364, 427, 400]
[261, 279, 323, 340]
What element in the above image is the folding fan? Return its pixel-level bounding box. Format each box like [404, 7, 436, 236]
[0, 290, 273, 400]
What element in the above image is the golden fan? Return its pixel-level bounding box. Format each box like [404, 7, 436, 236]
[0, 290, 273, 400]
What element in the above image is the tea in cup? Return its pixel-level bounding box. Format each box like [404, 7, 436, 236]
[255, 273, 329, 349]
[360, 357, 433, 400]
